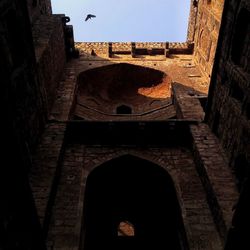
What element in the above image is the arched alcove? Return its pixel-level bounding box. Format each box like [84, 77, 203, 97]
[116, 105, 132, 114]
[82, 155, 187, 250]
[74, 63, 172, 120]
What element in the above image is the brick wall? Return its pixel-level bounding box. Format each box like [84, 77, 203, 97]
[27, 0, 52, 25]
[32, 14, 67, 113]
[0, 0, 48, 249]
[193, 0, 225, 79]
[206, 1, 250, 246]
[206, 0, 250, 179]
[75, 42, 193, 58]
[47, 146, 222, 250]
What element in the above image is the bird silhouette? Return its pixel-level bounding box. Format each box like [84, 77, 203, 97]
[85, 14, 96, 21]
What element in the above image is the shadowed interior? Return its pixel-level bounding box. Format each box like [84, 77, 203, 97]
[83, 155, 187, 250]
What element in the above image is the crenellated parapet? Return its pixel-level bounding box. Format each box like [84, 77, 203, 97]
[75, 41, 194, 59]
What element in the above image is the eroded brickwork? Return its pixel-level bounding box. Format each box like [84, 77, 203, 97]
[193, 0, 225, 79]
[47, 146, 222, 250]
[27, 0, 52, 24]
[2, 0, 248, 249]
[205, 1, 250, 247]
[0, 0, 48, 249]
[28, 39, 236, 250]
[191, 124, 238, 239]
[206, 0, 250, 184]
[32, 14, 67, 112]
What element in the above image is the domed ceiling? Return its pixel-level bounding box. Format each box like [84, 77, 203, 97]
[74, 63, 174, 120]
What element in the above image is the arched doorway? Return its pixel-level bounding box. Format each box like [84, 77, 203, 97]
[82, 155, 187, 250]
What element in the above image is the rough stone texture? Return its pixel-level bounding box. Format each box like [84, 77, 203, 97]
[64, 48, 209, 121]
[46, 144, 85, 250]
[204, 1, 250, 245]
[172, 82, 205, 121]
[27, 0, 52, 24]
[193, 0, 225, 79]
[30, 37, 232, 250]
[187, 0, 198, 42]
[30, 122, 66, 230]
[206, 0, 250, 183]
[36, 39, 234, 250]
[0, 0, 48, 249]
[47, 146, 222, 250]
[76, 63, 172, 118]
[2, 0, 248, 249]
[32, 14, 67, 113]
[75, 42, 194, 59]
[190, 123, 238, 240]
[49, 64, 77, 121]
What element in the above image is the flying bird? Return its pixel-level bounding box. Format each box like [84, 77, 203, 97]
[85, 14, 96, 21]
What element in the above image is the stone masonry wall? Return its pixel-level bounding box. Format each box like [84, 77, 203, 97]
[0, 0, 47, 149]
[75, 42, 194, 58]
[2, 1, 243, 250]
[47, 145, 222, 250]
[190, 123, 238, 240]
[28, 44, 236, 249]
[32, 14, 67, 114]
[206, 0, 250, 182]
[187, 0, 198, 42]
[193, 0, 224, 79]
[0, 0, 49, 249]
[27, 0, 52, 25]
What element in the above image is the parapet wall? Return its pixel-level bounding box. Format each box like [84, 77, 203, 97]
[75, 42, 194, 59]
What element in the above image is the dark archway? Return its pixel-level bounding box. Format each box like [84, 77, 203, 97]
[82, 155, 187, 250]
[116, 105, 132, 114]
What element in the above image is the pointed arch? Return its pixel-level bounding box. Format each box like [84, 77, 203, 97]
[82, 154, 187, 250]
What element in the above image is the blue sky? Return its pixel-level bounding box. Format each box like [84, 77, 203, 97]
[51, 0, 190, 42]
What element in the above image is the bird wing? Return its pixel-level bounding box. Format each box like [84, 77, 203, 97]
[85, 14, 96, 21]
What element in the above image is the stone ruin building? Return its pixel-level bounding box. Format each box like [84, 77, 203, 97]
[0, 0, 250, 249]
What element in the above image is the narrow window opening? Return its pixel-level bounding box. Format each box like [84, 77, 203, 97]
[116, 105, 132, 114]
[118, 221, 135, 236]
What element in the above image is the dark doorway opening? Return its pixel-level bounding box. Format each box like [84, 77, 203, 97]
[82, 155, 188, 250]
[116, 105, 132, 114]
